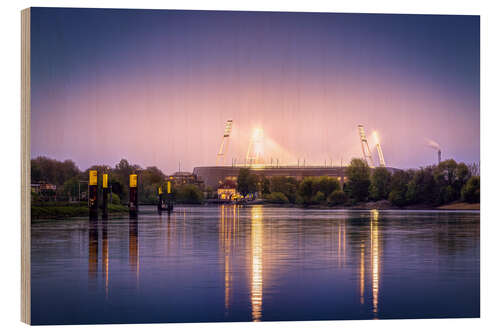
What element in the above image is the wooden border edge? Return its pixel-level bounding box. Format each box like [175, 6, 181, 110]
[21, 7, 31, 325]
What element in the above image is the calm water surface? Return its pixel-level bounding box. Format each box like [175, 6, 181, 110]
[31, 206, 480, 325]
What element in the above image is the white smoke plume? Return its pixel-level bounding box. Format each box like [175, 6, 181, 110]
[425, 138, 441, 150]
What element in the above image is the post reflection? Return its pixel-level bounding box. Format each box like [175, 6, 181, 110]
[165, 211, 177, 255]
[370, 209, 380, 316]
[102, 221, 109, 297]
[88, 220, 109, 297]
[337, 220, 347, 267]
[88, 220, 99, 280]
[360, 241, 365, 305]
[250, 206, 263, 322]
[129, 219, 139, 280]
[219, 205, 240, 315]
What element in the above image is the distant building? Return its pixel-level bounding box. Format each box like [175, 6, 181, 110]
[168, 171, 204, 188]
[193, 166, 349, 189]
[31, 181, 57, 201]
[31, 182, 57, 193]
[194, 165, 400, 189]
[217, 179, 238, 200]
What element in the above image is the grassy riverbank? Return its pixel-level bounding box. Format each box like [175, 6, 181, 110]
[31, 203, 128, 220]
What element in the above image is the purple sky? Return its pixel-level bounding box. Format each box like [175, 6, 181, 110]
[30, 8, 479, 173]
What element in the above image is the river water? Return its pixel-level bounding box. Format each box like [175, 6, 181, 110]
[31, 205, 480, 325]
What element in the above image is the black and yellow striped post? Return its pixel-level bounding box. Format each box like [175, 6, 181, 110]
[88, 170, 98, 220]
[129, 174, 138, 218]
[166, 180, 173, 213]
[157, 185, 163, 214]
[102, 173, 109, 219]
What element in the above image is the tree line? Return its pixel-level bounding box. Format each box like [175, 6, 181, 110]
[237, 158, 480, 207]
[32, 155, 479, 208]
[31, 156, 204, 205]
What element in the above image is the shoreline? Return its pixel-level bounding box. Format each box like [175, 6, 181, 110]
[31, 201, 479, 220]
[435, 202, 480, 210]
[31, 204, 129, 221]
[208, 198, 479, 211]
[239, 202, 480, 211]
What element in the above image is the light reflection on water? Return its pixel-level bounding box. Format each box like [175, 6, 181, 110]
[31, 206, 479, 325]
[250, 206, 263, 322]
[370, 209, 380, 316]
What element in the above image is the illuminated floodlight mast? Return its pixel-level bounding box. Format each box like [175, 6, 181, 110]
[246, 128, 264, 166]
[373, 131, 386, 167]
[216, 120, 233, 166]
[358, 125, 375, 167]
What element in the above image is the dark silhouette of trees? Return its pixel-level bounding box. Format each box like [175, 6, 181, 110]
[259, 175, 271, 195]
[297, 177, 316, 205]
[31, 156, 80, 186]
[433, 160, 472, 204]
[328, 190, 348, 206]
[266, 192, 289, 204]
[269, 176, 299, 203]
[388, 170, 411, 207]
[237, 168, 258, 198]
[313, 176, 341, 198]
[370, 167, 391, 201]
[405, 167, 438, 205]
[176, 184, 204, 204]
[345, 158, 371, 202]
[461, 176, 480, 203]
[31, 156, 479, 208]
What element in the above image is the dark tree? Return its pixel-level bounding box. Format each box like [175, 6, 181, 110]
[433, 159, 469, 204]
[389, 170, 411, 207]
[345, 158, 371, 202]
[176, 184, 204, 204]
[405, 167, 438, 205]
[327, 190, 348, 206]
[237, 168, 258, 198]
[31, 156, 80, 186]
[461, 176, 480, 203]
[313, 176, 340, 198]
[270, 176, 299, 203]
[259, 175, 271, 195]
[370, 167, 391, 201]
[298, 177, 315, 205]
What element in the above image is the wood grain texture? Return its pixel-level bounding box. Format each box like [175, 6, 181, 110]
[21, 7, 31, 325]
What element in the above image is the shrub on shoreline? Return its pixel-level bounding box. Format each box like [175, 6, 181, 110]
[328, 190, 348, 206]
[265, 192, 289, 204]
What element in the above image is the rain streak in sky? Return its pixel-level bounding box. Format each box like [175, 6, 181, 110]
[30, 8, 480, 173]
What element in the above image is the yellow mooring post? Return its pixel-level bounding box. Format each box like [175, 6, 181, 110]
[102, 173, 109, 219]
[166, 180, 173, 213]
[129, 174, 138, 218]
[88, 170, 98, 220]
[157, 186, 163, 214]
